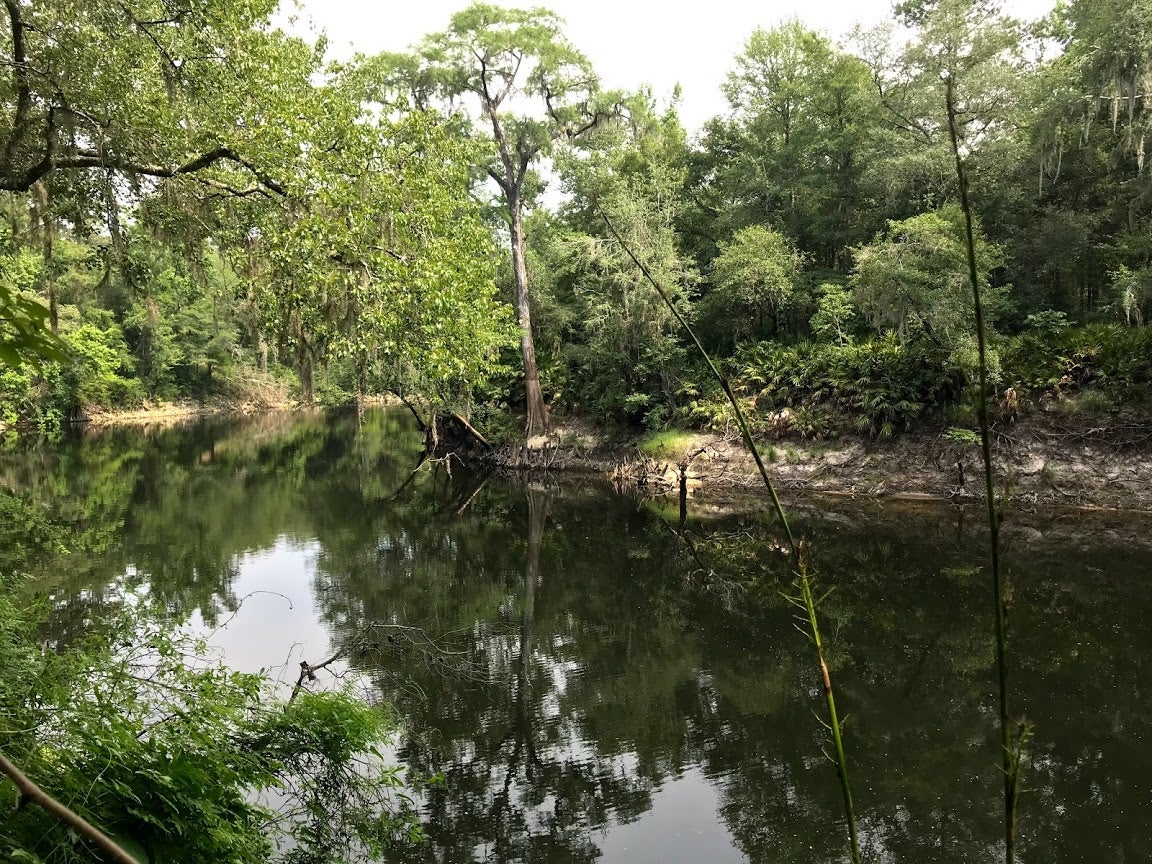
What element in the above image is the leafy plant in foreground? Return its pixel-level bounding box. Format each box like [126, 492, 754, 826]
[946, 75, 1029, 864]
[0, 516, 420, 864]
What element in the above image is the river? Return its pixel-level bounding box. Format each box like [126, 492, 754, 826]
[3, 408, 1149, 863]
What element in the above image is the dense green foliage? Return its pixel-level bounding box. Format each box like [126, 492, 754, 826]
[519, 0, 1152, 433]
[3, 0, 1150, 436]
[0, 0, 510, 431]
[735, 337, 962, 438]
[1003, 322, 1152, 398]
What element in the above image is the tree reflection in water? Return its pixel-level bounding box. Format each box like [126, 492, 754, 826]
[4, 408, 1150, 863]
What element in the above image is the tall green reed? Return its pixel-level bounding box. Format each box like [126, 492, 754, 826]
[598, 205, 862, 864]
[944, 77, 1028, 864]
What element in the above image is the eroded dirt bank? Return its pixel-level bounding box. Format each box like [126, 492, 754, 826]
[494, 415, 1152, 513]
[30, 404, 1151, 512]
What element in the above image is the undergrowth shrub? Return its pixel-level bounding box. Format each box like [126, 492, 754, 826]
[666, 325, 1151, 440]
[551, 339, 686, 429]
[0, 321, 144, 430]
[1003, 324, 1152, 399]
[734, 336, 964, 437]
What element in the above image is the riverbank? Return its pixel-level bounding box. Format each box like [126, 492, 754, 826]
[19, 401, 1150, 512]
[81, 396, 296, 427]
[495, 412, 1152, 513]
[0, 394, 399, 433]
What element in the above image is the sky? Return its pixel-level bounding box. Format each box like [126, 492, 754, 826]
[284, 0, 1057, 134]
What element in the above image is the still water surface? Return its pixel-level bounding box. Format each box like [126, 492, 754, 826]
[5, 409, 1150, 863]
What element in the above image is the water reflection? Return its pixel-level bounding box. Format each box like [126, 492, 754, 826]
[2, 409, 1150, 863]
[189, 538, 327, 676]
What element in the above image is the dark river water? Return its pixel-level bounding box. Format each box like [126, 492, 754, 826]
[4, 408, 1150, 863]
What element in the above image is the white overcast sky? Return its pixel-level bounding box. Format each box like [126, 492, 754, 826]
[283, 0, 1056, 134]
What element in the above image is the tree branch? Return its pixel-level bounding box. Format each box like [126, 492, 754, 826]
[2, 0, 32, 171]
[290, 651, 347, 702]
[486, 165, 510, 195]
[516, 142, 535, 181]
[115, 0, 186, 76]
[389, 388, 428, 432]
[290, 622, 479, 703]
[494, 50, 523, 107]
[1, 144, 288, 195]
[556, 106, 614, 141]
[475, 51, 498, 109]
[192, 175, 275, 199]
[0, 751, 139, 864]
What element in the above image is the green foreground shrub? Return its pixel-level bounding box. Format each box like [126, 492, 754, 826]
[0, 494, 420, 864]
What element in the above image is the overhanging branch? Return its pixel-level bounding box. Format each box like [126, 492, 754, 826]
[0, 145, 288, 195]
[0, 751, 138, 864]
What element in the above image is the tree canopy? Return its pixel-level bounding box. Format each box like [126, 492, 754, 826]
[1, 0, 1150, 439]
[395, 2, 621, 436]
[0, 0, 308, 194]
[1, 0, 513, 424]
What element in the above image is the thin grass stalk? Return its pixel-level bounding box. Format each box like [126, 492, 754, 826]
[944, 76, 1018, 864]
[795, 539, 857, 860]
[598, 204, 861, 864]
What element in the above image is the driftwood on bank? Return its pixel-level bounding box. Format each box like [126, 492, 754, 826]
[423, 411, 491, 458]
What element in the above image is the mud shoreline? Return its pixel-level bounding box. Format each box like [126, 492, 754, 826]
[494, 415, 1152, 513]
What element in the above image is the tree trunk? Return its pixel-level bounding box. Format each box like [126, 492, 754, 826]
[509, 196, 547, 438]
[32, 181, 55, 331]
[355, 357, 368, 408]
[7, 192, 19, 248]
[298, 346, 314, 405]
[43, 217, 55, 332]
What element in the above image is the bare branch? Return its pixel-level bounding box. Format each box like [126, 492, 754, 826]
[192, 176, 275, 199]
[116, 0, 181, 75]
[0, 751, 139, 864]
[290, 621, 486, 704]
[290, 650, 348, 702]
[494, 50, 524, 107]
[556, 106, 614, 141]
[486, 165, 511, 194]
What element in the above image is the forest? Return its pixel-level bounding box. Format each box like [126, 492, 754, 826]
[0, 0, 1149, 440]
